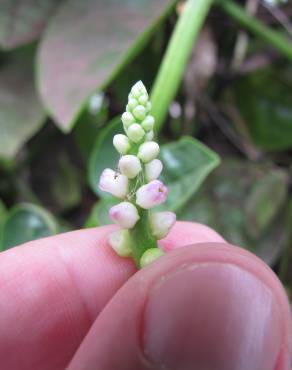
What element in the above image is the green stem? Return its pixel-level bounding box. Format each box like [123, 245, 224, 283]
[151, 0, 214, 133]
[217, 0, 292, 60]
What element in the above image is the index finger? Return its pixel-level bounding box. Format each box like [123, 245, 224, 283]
[0, 221, 224, 370]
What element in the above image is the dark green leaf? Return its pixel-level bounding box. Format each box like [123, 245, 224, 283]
[179, 160, 289, 265]
[37, 0, 175, 131]
[0, 0, 60, 49]
[159, 136, 220, 211]
[1, 203, 58, 250]
[233, 68, 292, 150]
[0, 49, 46, 159]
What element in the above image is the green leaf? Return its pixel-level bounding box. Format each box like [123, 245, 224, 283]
[179, 160, 289, 265]
[0, 48, 46, 159]
[0, 0, 60, 49]
[88, 117, 123, 196]
[159, 136, 220, 211]
[0, 203, 58, 251]
[37, 0, 175, 132]
[85, 197, 118, 228]
[233, 68, 292, 150]
[245, 170, 288, 238]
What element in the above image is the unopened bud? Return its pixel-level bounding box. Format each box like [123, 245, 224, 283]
[133, 105, 147, 121]
[109, 202, 140, 229]
[127, 123, 145, 143]
[141, 115, 155, 132]
[150, 211, 176, 239]
[145, 159, 163, 181]
[113, 134, 130, 154]
[136, 180, 168, 209]
[138, 141, 159, 163]
[99, 169, 128, 199]
[119, 155, 142, 179]
[108, 229, 132, 257]
[121, 112, 135, 128]
[140, 248, 164, 267]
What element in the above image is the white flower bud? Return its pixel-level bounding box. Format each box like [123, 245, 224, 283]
[119, 155, 142, 179]
[99, 169, 128, 199]
[136, 180, 168, 209]
[138, 141, 160, 163]
[140, 248, 164, 267]
[150, 211, 176, 239]
[145, 159, 163, 181]
[145, 130, 154, 141]
[113, 134, 130, 154]
[109, 202, 140, 229]
[121, 112, 135, 128]
[127, 123, 145, 143]
[133, 105, 147, 121]
[127, 98, 138, 110]
[141, 115, 155, 132]
[146, 101, 152, 112]
[131, 80, 147, 98]
[139, 94, 148, 106]
[108, 229, 132, 257]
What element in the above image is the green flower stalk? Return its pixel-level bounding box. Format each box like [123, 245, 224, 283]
[98, 81, 176, 268]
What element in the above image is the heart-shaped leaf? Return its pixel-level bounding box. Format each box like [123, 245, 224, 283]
[0, 0, 60, 49]
[0, 49, 46, 159]
[37, 0, 175, 131]
[0, 203, 58, 251]
[159, 137, 220, 211]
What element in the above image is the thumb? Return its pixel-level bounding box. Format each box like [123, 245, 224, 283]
[67, 243, 292, 370]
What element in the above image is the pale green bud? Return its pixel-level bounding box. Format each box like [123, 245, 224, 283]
[119, 155, 142, 179]
[128, 98, 138, 111]
[146, 101, 152, 112]
[138, 141, 160, 163]
[141, 115, 155, 132]
[127, 124, 145, 143]
[133, 105, 147, 121]
[140, 248, 165, 267]
[108, 229, 132, 257]
[139, 94, 148, 106]
[131, 80, 147, 98]
[113, 134, 130, 154]
[121, 112, 135, 128]
[145, 130, 154, 141]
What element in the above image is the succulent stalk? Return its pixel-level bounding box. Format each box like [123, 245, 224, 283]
[98, 81, 176, 268]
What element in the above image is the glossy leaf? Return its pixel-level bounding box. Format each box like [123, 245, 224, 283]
[159, 137, 220, 211]
[0, 49, 46, 159]
[179, 160, 289, 265]
[38, 0, 175, 131]
[88, 117, 123, 197]
[233, 68, 292, 150]
[0, 0, 60, 49]
[0, 203, 58, 250]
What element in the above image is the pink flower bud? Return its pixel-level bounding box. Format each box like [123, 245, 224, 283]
[145, 159, 163, 181]
[109, 202, 140, 229]
[99, 169, 128, 199]
[150, 211, 176, 239]
[136, 180, 168, 209]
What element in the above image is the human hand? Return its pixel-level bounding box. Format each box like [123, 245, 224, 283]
[0, 221, 291, 370]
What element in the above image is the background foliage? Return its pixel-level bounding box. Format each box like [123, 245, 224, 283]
[0, 0, 292, 295]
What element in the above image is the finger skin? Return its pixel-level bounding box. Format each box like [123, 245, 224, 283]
[67, 243, 292, 370]
[0, 221, 222, 370]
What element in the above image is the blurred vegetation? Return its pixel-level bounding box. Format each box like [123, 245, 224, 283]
[0, 0, 292, 294]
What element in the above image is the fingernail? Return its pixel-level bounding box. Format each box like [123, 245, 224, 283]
[143, 263, 283, 370]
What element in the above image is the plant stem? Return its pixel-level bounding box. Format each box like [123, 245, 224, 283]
[151, 0, 214, 133]
[217, 0, 292, 61]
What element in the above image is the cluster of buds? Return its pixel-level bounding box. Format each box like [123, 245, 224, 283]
[98, 81, 176, 267]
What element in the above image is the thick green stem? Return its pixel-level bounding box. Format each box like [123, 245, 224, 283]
[151, 0, 214, 133]
[217, 0, 292, 60]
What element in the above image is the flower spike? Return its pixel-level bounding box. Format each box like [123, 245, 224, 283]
[98, 81, 176, 268]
